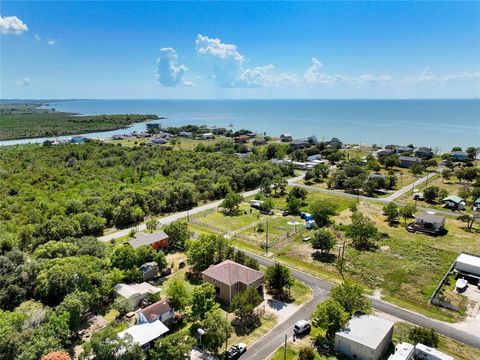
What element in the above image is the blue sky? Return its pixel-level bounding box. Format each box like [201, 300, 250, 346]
[1, 1, 479, 99]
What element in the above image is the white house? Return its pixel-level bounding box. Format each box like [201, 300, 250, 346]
[335, 315, 394, 360]
[113, 282, 161, 307]
[118, 320, 169, 350]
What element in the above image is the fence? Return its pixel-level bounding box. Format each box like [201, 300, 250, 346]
[429, 260, 460, 312]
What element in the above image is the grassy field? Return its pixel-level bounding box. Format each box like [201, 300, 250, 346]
[105, 136, 226, 150]
[396, 175, 476, 214]
[0, 105, 158, 140]
[188, 189, 480, 322]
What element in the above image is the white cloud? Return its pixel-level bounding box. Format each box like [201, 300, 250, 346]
[0, 15, 28, 35]
[441, 72, 480, 82]
[304, 58, 393, 85]
[34, 34, 41, 41]
[155, 47, 193, 87]
[15, 78, 30, 86]
[196, 34, 296, 88]
[402, 66, 436, 84]
[196, 34, 244, 63]
[47, 39, 56, 45]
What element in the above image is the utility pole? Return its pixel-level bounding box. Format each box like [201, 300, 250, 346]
[284, 334, 287, 360]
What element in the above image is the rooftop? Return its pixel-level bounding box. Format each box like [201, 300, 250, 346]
[388, 342, 414, 360]
[114, 282, 161, 299]
[136, 299, 173, 323]
[118, 320, 169, 346]
[336, 315, 394, 349]
[399, 155, 421, 161]
[443, 195, 464, 203]
[202, 259, 264, 286]
[456, 253, 480, 268]
[129, 230, 169, 249]
[415, 213, 446, 225]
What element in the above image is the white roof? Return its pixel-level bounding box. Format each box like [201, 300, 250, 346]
[336, 315, 394, 349]
[388, 342, 414, 360]
[118, 320, 169, 346]
[415, 343, 454, 360]
[456, 253, 480, 268]
[114, 282, 160, 299]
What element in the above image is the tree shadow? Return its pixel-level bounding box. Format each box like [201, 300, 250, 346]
[311, 251, 336, 263]
[231, 315, 261, 336]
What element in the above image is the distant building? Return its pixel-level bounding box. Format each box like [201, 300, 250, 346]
[253, 138, 268, 146]
[178, 131, 193, 137]
[415, 147, 434, 159]
[398, 156, 421, 168]
[396, 146, 413, 154]
[70, 136, 87, 144]
[213, 127, 227, 135]
[140, 262, 158, 282]
[118, 320, 169, 350]
[307, 135, 318, 145]
[450, 151, 468, 161]
[200, 133, 214, 140]
[376, 149, 396, 158]
[368, 173, 386, 181]
[442, 195, 466, 210]
[201, 260, 264, 304]
[280, 133, 292, 142]
[136, 299, 175, 327]
[388, 342, 414, 360]
[146, 123, 162, 131]
[290, 139, 309, 149]
[474, 198, 480, 212]
[150, 138, 168, 145]
[129, 231, 169, 250]
[113, 282, 161, 307]
[234, 135, 249, 143]
[334, 315, 394, 360]
[407, 213, 446, 235]
[414, 343, 454, 360]
[326, 137, 342, 148]
[307, 154, 322, 161]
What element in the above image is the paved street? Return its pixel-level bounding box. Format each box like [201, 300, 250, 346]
[241, 251, 480, 360]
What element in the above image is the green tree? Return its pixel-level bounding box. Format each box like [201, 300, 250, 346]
[56, 290, 90, 333]
[190, 283, 218, 321]
[410, 163, 423, 176]
[311, 229, 336, 254]
[149, 331, 195, 360]
[298, 345, 316, 360]
[311, 298, 349, 339]
[145, 219, 158, 231]
[166, 278, 190, 312]
[287, 196, 302, 215]
[309, 199, 337, 227]
[231, 286, 262, 326]
[202, 309, 233, 354]
[111, 246, 137, 270]
[221, 192, 243, 214]
[330, 282, 370, 315]
[288, 187, 308, 201]
[163, 221, 190, 249]
[345, 211, 378, 250]
[400, 204, 416, 224]
[408, 327, 439, 348]
[423, 186, 440, 204]
[265, 263, 294, 298]
[88, 327, 145, 360]
[441, 169, 452, 183]
[382, 202, 399, 225]
[74, 212, 106, 236]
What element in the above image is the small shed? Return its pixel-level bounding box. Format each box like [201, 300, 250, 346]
[140, 262, 158, 282]
[398, 156, 421, 168]
[335, 315, 394, 360]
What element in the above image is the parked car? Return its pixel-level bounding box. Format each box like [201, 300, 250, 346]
[294, 320, 311, 336]
[225, 343, 247, 359]
[282, 210, 290, 216]
[261, 209, 274, 215]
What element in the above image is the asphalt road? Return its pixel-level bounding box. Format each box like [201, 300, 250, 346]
[240, 251, 480, 360]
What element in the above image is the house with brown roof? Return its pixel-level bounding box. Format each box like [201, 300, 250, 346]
[201, 260, 264, 303]
[136, 299, 175, 326]
[129, 231, 169, 250]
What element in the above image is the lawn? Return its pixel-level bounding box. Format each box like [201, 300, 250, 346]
[106, 135, 231, 150]
[396, 175, 476, 214]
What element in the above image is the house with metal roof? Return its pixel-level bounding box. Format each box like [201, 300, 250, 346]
[118, 319, 169, 350]
[407, 213, 446, 235]
[335, 315, 394, 360]
[201, 260, 264, 303]
[398, 156, 421, 168]
[129, 230, 169, 250]
[442, 195, 466, 210]
[113, 282, 161, 307]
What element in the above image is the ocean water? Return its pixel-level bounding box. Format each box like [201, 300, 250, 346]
[2, 99, 479, 151]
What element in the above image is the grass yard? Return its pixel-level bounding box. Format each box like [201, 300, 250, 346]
[396, 175, 476, 214]
[106, 136, 231, 150]
[193, 203, 263, 233]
